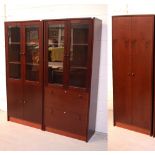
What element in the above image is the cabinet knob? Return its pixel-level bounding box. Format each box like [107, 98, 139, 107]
[128, 73, 131, 76]
[23, 100, 26, 104]
[78, 94, 83, 99]
[132, 73, 135, 77]
[64, 90, 67, 94]
[63, 111, 66, 114]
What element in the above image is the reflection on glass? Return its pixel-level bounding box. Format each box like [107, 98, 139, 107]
[48, 24, 64, 84]
[8, 26, 21, 79]
[25, 26, 39, 81]
[69, 24, 89, 88]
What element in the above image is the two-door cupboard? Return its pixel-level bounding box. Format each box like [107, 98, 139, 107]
[112, 15, 154, 135]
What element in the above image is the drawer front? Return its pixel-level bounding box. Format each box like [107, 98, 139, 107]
[44, 86, 89, 136]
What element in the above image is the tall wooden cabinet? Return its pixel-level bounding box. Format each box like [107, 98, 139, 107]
[5, 18, 102, 141]
[5, 21, 43, 128]
[112, 15, 154, 135]
[44, 18, 102, 141]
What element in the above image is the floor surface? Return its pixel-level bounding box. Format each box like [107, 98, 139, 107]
[108, 110, 155, 151]
[0, 110, 107, 151]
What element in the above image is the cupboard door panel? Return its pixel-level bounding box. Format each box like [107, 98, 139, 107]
[69, 23, 89, 88]
[131, 16, 153, 131]
[8, 26, 22, 79]
[23, 84, 42, 124]
[112, 17, 132, 125]
[7, 81, 23, 119]
[47, 23, 65, 85]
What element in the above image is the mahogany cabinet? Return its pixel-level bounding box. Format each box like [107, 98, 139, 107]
[5, 21, 43, 128]
[44, 18, 102, 141]
[112, 15, 154, 135]
[5, 18, 102, 141]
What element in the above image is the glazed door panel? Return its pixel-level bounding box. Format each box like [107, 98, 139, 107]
[68, 21, 90, 88]
[5, 23, 24, 119]
[131, 16, 154, 131]
[112, 17, 132, 125]
[23, 22, 43, 124]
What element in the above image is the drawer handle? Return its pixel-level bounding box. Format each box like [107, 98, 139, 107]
[78, 94, 83, 99]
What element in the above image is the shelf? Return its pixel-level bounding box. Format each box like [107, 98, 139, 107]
[9, 61, 21, 64]
[9, 42, 20, 45]
[70, 66, 87, 70]
[72, 43, 88, 46]
[26, 63, 39, 66]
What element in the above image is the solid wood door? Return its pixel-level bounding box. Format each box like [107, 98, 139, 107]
[23, 22, 43, 124]
[5, 23, 24, 119]
[131, 16, 154, 133]
[112, 17, 132, 125]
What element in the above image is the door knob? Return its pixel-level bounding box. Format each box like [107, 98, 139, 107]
[131, 73, 135, 77]
[128, 73, 131, 76]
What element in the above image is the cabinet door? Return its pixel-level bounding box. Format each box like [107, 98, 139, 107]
[68, 20, 92, 89]
[5, 23, 23, 119]
[131, 16, 153, 133]
[44, 21, 67, 86]
[23, 22, 43, 124]
[112, 17, 132, 125]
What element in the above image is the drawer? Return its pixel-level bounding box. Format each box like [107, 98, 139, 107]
[44, 86, 89, 114]
[44, 105, 87, 136]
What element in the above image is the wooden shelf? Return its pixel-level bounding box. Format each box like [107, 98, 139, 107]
[9, 42, 20, 45]
[72, 43, 88, 46]
[70, 66, 87, 70]
[26, 63, 39, 66]
[9, 61, 21, 64]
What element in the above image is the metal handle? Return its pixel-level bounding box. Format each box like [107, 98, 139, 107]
[128, 73, 131, 76]
[131, 40, 136, 48]
[131, 73, 135, 77]
[78, 94, 83, 99]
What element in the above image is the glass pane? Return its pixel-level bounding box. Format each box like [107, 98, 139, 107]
[8, 26, 21, 79]
[69, 24, 89, 88]
[48, 24, 64, 84]
[9, 63, 21, 79]
[25, 26, 39, 81]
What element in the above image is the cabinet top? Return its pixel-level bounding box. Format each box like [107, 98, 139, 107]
[112, 14, 155, 17]
[5, 17, 101, 24]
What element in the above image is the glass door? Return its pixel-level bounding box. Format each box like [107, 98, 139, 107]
[69, 23, 89, 88]
[8, 26, 21, 79]
[47, 23, 65, 85]
[25, 25, 40, 82]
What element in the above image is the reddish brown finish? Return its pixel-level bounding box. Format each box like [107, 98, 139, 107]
[131, 16, 154, 132]
[44, 18, 101, 141]
[113, 15, 154, 135]
[9, 117, 41, 129]
[5, 18, 101, 142]
[113, 17, 132, 125]
[45, 127, 86, 141]
[115, 122, 150, 135]
[5, 21, 43, 127]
